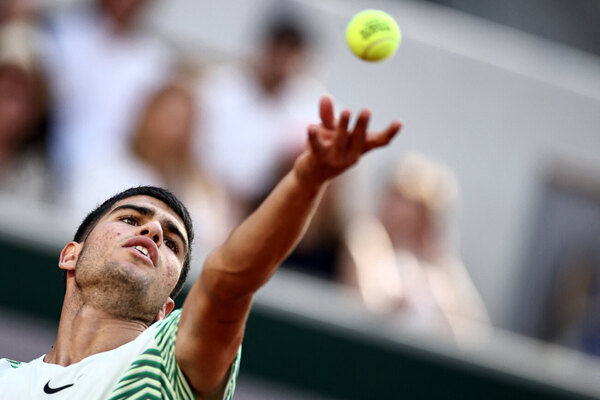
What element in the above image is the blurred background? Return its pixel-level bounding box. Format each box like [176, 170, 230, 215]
[0, 0, 599, 398]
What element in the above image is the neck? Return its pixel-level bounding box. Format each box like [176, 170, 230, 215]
[45, 289, 148, 366]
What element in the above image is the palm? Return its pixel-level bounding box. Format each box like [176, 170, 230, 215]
[295, 95, 402, 187]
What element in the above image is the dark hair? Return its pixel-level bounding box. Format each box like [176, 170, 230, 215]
[264, 16, 308, 49]
[73, 185, 194, 299]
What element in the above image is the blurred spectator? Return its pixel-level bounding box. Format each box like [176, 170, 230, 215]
[344, 154, 489, 340]
[0, 1, 52, 202]
[131, 78, 231, 276]
[39, 0, 174, 209]
[68, 76, 230, 277]
[196, 9, 324, 221]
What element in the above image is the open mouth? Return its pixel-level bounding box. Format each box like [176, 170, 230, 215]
[123, 236, 158, 266]
[133, 245, 150, 259]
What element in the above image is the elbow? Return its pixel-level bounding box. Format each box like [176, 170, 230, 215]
[201, 250, 266, 304]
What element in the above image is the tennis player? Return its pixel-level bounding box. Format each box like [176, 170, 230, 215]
[0, 96, 401, 399]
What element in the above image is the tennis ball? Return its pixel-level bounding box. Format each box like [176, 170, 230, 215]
[346, 9, 401, 62]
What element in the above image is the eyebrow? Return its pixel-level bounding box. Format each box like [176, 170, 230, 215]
[109, 204, 188, 254]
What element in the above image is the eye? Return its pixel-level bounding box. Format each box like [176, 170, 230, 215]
[164, 238, 179, 254]
[119, 216, 139, 226]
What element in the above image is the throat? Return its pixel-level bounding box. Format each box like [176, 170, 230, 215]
[46, 304, 148, 366]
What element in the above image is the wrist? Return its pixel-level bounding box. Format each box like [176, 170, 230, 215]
[292, 152, 329, 194]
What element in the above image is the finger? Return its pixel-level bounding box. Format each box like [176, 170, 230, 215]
[319, 95, 335, 130]
[334, 109, 351, 155]
[307, 125, 323, 157]
[349, 109, 370, 156]
[364, 121, 403, 152]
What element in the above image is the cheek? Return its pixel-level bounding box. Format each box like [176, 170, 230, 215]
[161, 261, 181, 287]
[85, 229, 117, 254]
[98, 225, 123, 240]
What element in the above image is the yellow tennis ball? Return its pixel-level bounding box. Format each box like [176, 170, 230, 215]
[346, 9, 401, 62]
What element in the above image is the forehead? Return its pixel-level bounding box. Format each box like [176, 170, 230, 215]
[107, 195, 188, 241]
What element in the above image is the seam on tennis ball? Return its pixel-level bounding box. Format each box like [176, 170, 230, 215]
[361, 37, 397, 60]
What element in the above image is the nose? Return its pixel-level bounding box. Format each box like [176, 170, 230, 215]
[138, 220, 163, 246]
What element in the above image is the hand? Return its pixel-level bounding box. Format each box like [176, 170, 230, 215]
[294, 95, 402, 189]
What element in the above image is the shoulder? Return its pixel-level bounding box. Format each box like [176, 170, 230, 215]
[140, 309, 183, 351]
[41, 8, 97, 44]
[108, 310, 192, 399]
[155, 310, 242, 400]
[154, 309, 182, 338]
[0, 358, 26, 382]
[0, 358, 24, 372]
[108, 309, 244, 400]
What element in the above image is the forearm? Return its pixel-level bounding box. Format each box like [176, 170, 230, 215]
[176, 95, 401, 396]
[202, 165, 327, 302]
[176, 165, 326, 395]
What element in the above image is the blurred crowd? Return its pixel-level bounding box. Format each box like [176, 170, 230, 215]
[0, 0, 490, 344]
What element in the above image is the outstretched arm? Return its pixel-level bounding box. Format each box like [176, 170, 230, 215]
[176, 95, 402, 398]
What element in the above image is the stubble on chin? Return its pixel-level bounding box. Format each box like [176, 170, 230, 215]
[75, 251, 165, 325]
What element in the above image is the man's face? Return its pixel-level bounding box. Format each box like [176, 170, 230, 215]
[73, 195, 188, 324]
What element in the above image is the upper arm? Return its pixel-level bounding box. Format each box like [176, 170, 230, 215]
[175, 251, 251, 397]
[192, 346, 242, 400]
[174, 171, 323, 396]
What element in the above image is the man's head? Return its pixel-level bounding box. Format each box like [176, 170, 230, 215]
[255, 15, 310, 94]
[64, 186, 193, 323]
[98, 0, 149, 33]
[380, 154, 458, 253]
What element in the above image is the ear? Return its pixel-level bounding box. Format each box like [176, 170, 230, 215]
[59, 241, 82, 271]
[155, 297, 175, 321]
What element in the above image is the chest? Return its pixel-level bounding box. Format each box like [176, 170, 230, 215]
[0, 330, 155, 400]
